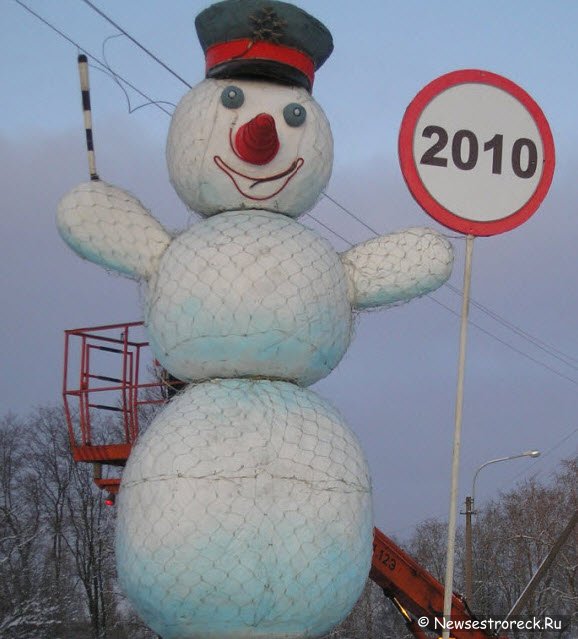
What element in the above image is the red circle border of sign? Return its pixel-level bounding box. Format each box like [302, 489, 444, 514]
[398, 69, 556, 237]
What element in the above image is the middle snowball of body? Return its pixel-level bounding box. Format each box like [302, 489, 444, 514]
[145, 210, 353, 386]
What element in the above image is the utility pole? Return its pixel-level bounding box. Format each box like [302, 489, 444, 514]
[464, 496, 473, 604]
[463, 450, 540, 610]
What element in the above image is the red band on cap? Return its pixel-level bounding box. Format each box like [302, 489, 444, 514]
[205, 39, 315, 88]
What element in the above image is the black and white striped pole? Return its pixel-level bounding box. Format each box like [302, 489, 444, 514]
[77, 54, 99, 181]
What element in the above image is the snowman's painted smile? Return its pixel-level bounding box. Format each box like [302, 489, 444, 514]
[214, 150, 304, 201]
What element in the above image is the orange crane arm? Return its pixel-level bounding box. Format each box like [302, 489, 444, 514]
[370, 527, 507, 639]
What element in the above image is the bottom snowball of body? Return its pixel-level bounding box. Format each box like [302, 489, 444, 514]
[116, 379, 373, 639]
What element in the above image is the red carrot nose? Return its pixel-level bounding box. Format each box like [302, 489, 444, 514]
[234, 113, 279, 165]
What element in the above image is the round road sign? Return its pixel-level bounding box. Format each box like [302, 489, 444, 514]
[399, 69, 555, 236]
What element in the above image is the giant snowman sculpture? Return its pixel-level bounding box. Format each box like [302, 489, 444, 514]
[57, 2, 453, 638]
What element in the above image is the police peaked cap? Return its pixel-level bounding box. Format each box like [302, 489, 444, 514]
[195, 0, 333, 92]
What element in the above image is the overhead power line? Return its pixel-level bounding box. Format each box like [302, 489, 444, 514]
[307, 208, 353, 246]
[387, 428, 578, 537]
[79, 0, 192, 89]
[13, 0, 173, 116]
[322, 191, 381, 237]
[15, 0, 576, 524]
[316, 193, 578, 384]
[427, 296, 578, 387]
[16, 0, 578, 389]
[446, 282, 578, 370]
[504, 427, 578, 486]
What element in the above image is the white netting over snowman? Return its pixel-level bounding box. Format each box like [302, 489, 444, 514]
[56, 1, 454, 638]
[117, 380, 372, 638]
[145, 211, 352, 386]
[58, 186, 452, 387]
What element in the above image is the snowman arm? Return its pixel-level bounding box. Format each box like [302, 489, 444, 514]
[340, 227, 454, 309]
[57, 181, 171, 280]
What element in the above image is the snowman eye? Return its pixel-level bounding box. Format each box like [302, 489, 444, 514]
[221, 86, 245, 109]
[283, 103, 307, 127]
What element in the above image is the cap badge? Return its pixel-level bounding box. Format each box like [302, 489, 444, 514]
[249, 6, 288, 44]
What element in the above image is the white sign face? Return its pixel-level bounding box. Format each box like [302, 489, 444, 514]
[399, 70, 555, 236]
[414, 84, 542, 221]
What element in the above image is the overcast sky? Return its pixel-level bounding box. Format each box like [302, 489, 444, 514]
[2, 0, 578, 538]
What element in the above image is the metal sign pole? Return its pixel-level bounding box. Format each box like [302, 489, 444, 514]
[399, 70, 554, 638]
[442, 234, 474, 639]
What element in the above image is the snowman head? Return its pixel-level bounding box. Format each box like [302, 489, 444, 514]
[167, 77, 332, 218]
[167, 0, 334, 218]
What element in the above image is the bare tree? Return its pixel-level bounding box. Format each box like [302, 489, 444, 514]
[0, 414, 59, 638]
[28, 406, 117, 638]
[407, 517, 450, 584]
[2, 404, 576, 639]
[473, 462, 577, 637]
[394, 459, 576, 639]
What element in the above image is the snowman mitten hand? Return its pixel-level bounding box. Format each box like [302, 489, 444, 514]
[341, 227, 453, 309]
[57, 181, 171, 280]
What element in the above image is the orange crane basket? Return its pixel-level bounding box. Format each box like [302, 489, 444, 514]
[62, 321, 183, 496]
